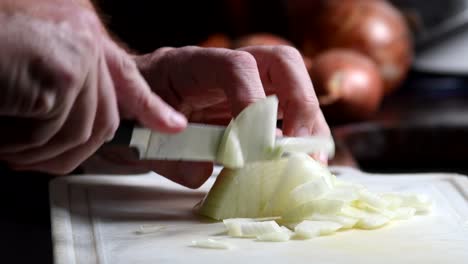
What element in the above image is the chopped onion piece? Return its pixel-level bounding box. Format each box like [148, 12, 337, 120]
[256, 227, 292, 242]
[263, 153, 334, 217]
[280, 226, 294, 236]
[393, 207, 416, 220]
[307, 213, 358, 229]
[341, 206, 390, 229]
[290, 177, 332, 205]
[356, 215, 390, 229]
[198, 159, 288, 220]
[354, 201, 396, 219]
[217, 96, 279, 168]
[282, 199, 345, 221]
[358, 189, 389, 209]
[224, 220, 282, 237]
[323, 185, 360, 202]
[400, 194, 432, 213]
[294, 220, 343, 239]
[134, 224, 166, 235]
[381, 193, 403, 209]
[275, 136, 335, 158]
[216, 122, 244, 168]
[191, 239, 232, 249]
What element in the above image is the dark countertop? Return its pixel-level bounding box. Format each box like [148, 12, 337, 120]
[0, 167, 53, 263]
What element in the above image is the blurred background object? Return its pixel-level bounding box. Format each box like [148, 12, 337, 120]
[391, 0, 468, 74]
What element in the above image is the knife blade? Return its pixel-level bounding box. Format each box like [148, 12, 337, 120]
[129, 123, 335, 162]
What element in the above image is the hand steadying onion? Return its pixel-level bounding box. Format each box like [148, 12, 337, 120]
[309, 49, 384, 122]
[232, 33, 313, 70]
[302, 0, 412, 94]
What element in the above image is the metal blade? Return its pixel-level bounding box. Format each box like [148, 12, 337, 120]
[130, 124, 335, 162]
[130, 124, 225, 161]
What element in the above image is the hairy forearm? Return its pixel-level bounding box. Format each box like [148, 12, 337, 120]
[0, 0, 133, 53]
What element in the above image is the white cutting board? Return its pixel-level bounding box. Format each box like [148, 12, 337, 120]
[50, 167, 468, 264]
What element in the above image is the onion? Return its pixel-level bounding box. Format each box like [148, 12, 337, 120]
[232, 33, 293, 48]
[191, 239, 232, 249]
[301, 0, 412, 94]
[233, 33, 313, 70]
[198, 33, 231, 48]
[309, 49, 384, 122]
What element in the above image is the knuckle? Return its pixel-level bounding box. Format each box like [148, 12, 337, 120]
[50, 163, 77, 175]
[28, 131, 53, 149]
[138, 92, 153, 113]
[301, 94, 321, 112]
[223, 50, 258, 70]
[60, 67, 81, 90]
[76, 126, 93, 145]
[273, 45, 302, 60]
[117, 55, 138, 76]
[102, 117, 119, 141]
[273, 45, 303, 63]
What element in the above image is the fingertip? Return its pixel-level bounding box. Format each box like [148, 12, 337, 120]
[318, 152, 329, 166]
[140, 109, 188, 133]
[169, 111, 188, 129]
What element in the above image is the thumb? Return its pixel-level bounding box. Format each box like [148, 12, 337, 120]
[103, 39, 187, 133]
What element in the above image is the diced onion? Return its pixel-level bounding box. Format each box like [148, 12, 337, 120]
[290, 177, 332, 205]
[307, 213, 358, 229]
[294, 220, 343, 239]
[358, 189, 389, 209]
[191, 239, 232, 249]
[224, 220, 282, 238]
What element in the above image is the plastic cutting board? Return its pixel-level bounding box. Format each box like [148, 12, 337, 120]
[50, 167, 468, 264]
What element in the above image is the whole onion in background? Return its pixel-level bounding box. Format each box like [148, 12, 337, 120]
[300, 0, 412, 94]
[232, 33, 313, 71]
[198, 34, 232, 48]
[231, 33, 294, 48]
[310, 49, 384, 122]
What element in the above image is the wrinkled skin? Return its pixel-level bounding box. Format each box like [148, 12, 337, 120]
[0, 0, 330, 189]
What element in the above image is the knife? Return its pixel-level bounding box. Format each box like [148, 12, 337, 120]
[121, 123, 335, 162]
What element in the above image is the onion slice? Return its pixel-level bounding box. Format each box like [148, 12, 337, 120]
[191, 239, 232, 250]
[294, 220, 343, 239]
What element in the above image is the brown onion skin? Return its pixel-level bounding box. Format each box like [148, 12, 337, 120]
[301, 0, 412, 94]
[232, 33, 313, 70]
[232, 33, 293, 48]
[199, 34, 232, 48]
[310, 49, 384, 122]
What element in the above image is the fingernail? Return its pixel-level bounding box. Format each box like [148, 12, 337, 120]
[318, 152, 329, 165]
[170, 112, 187, 127]
[295, 126, 310, 137]
[276, 128, 283, 137]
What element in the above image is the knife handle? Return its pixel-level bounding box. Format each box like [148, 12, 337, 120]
[105, 119, 135, 146]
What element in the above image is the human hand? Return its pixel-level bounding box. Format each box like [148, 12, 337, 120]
[125, 45, 330, 188]
[0, 2, 187, 174]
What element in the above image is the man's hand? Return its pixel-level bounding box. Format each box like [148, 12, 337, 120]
[124, 46, 330, 188]
[0, 3, 187, 174]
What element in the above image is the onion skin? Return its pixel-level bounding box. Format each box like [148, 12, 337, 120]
[199, 34, 231, 48]
[233, 33, 313, 70]
[302, 0, 412, 94]
[232, 33, 293, 48]
[310, 49, 384, 122]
